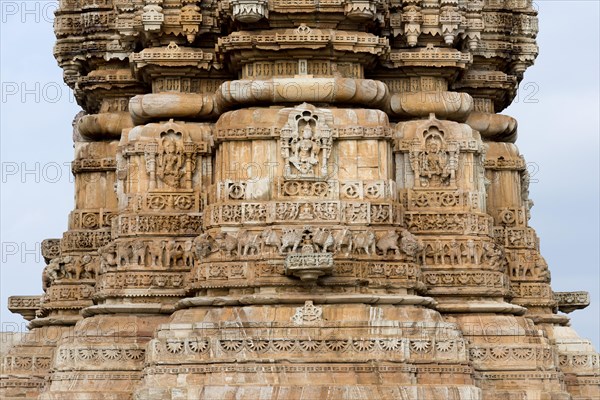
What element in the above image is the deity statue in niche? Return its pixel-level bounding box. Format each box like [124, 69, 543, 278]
[290, 124, 319, 175]
[422, 136, 447, 179]
[157, 133, 185, 188]
[281, 106, 333, 179]
[410, 125, 458, 187]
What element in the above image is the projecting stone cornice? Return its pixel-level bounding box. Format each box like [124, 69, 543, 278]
[128, 78, 480, 124]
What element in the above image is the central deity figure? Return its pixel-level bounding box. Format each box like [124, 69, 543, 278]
[411, 131, 455, 187]
[157, 136, 184, 188]
[289, 124, 319, 175]
[421, 137, 448, 179]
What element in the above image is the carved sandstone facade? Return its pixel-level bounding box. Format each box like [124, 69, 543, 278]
[1, 1, 597, 399]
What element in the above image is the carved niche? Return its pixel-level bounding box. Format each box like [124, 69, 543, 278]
[409, 122, 459, 188]
[280, 105, 333, 180]
[144, 121, 196, 191]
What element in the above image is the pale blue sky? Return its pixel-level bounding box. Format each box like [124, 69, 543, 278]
[1, 1, 598, 348]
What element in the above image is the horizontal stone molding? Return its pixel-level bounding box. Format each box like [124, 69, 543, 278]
[71, 158, 117, 173]
[176, 294, 437, 309]
[436, 301, 526, 315]
[77, 112, 134, 140]
[97, 271, 187, 291]
[2, 355, 51, 373]
[468, 345, 555, 370]
[82, 303, 176, 317]
[191, 260, 423, 291]
[465, 112, 518, 143]
[129, 93, 220, 125]
[61, 230, 112, 252]
[116, 214, 203, 236]
[205, 200, 401, 226]
[558, 353, 600, 372]
[54, 346, 146, 370]
[147, 335, 469, 364]
[389, 91, 473, 122]
[128, 80, 484, 125]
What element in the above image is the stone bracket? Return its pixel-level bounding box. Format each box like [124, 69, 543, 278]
[554, 291, 590, 313]
[8, 295, 42, 321]
[285, 253, 334, 282]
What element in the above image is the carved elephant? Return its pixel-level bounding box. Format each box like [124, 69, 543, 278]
[376, 230, 400, 256]
[353, 230, 376, 255]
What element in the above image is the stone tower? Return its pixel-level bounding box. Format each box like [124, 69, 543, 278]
[1, 0, 598, 399]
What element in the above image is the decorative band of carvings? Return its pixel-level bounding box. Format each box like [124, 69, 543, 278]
[217, 26, 388, 52]
[143, 364, 421, 376]
[61, 230, 112, 252]
[48, 372, 144, 382]
[558, 353, 599, 371]
[469, 346, 553, 364]
[55, 11, 115, 36]
[422, 271, 508, 291]
[191, 261, 421, 290]
[510, 282, 554, 299]
[0, 380, 45, 388]
[401, 190, 481, 211]
[474, 372, 562, 381]
[71, 158, 116, 173]
[238, 59, 363, 79]
[149, 78, 224, 96]
[493, 226, 538, 250]
[206, 201, 401, 226]
[404, 212, 493, 235]
[215, 125, 392, 141]
[98, 271, 187, 291]
[54, 347, 146, 369]
[394, 138, 483, 153]
[195, 226, 422, 264]
[122, 141, 211, 156]
[2, 356, 51, 372]
[564, 377, 600, 385]
[116, 214, 203, 236]
[388, 49, 472, 65]
[484, 158, 526, 171]
[44, 284, 95, 302]
[217, 179, 396, 202]
[140, 192, 203, 213]
[148, 336, 468, 364]
[70, 210, 117, 230]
